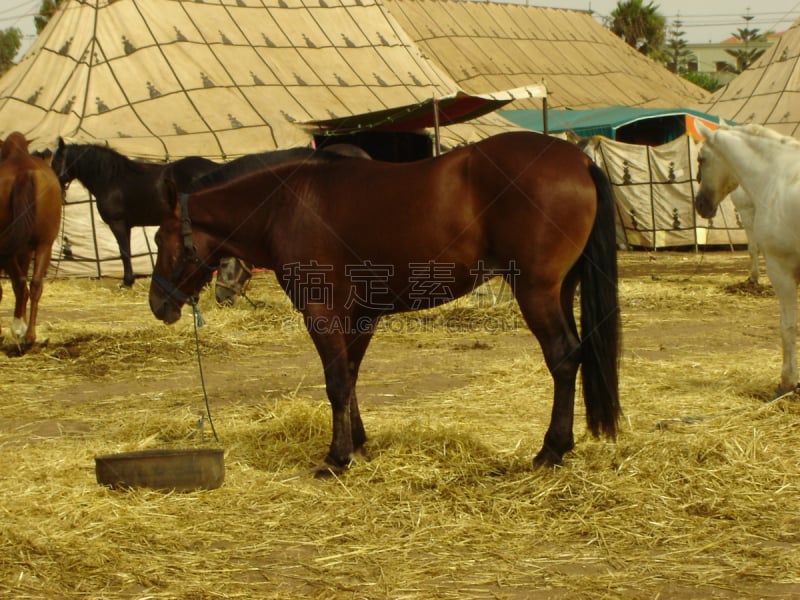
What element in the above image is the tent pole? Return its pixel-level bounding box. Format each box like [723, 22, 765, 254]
[433, 97, 441, 156]
[687, 134, 699, 253]
[542, 96, 548, 135]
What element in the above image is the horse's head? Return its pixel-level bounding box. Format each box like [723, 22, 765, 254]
[0, 132, 30, 161]
[149, 179, 215, 324]
[50, 138, 74, 191]
[214, 257, 253, 305]
[694, 122, 739, 219]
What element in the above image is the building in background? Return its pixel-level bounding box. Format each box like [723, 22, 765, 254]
[686, 31, 783, 86]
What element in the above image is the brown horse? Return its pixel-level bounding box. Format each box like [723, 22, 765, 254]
[0, 132, 62, 351]
[149, 131, 621, 470]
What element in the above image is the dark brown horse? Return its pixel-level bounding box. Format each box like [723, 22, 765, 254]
[50, 139, 219, 287]
[0, 132, 62, 351]
[149, 131, 621, 470]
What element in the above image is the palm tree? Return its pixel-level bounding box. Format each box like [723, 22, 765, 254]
[725, 15, 767, 73]
[610, 0, 666, 59]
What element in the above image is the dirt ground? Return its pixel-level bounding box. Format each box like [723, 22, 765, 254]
[1, 250, 798, 599]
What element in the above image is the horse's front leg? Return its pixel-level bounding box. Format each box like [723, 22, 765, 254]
[108, 221, 135, 288]
[747, 240, 760, 284]
[765, 257, 798, 395]
[304, 311, 358, 470]
[342, 316, 379, 452]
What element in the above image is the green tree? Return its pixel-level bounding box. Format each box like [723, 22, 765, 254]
[665, 19, 691, 74]
[724, 15, 766, 73]
[0, 27, 22, 75]
[610, 0, 666, 59]
[35, 0, 64, 34]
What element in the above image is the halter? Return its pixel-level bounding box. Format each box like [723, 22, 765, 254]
[151, 193, 214, 306]
[51, 145, 71, 194]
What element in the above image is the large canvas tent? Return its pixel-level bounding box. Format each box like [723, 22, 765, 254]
[1, 0, 534, 160]
[0, 0, 541, 279]
[693, 22, 800, 138]
[384, 0, 708, 110]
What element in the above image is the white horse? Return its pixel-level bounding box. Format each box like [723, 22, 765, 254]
[695, 121, 800, 396]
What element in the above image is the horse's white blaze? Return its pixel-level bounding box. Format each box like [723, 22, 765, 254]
[695, 121, 800, 394]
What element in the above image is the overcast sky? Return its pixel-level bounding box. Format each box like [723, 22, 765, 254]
[532, 1, 800, 43]
[2, 0, 800, 58]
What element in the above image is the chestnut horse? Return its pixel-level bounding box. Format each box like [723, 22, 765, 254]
[0, 132, 62, 350]
[149, 131, 621, 470]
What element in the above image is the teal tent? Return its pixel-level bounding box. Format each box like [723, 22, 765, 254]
[500, 107, 727, 145]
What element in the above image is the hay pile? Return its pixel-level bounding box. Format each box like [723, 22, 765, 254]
[0, 252, 798, 599]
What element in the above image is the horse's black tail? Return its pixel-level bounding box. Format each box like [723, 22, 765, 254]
[580, 163, 621, 439]
[0, 170, 36, 256]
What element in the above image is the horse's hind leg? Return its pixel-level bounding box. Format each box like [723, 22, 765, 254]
[7, 253, 30, 345]
[514, 285, 581, 467]
[25, 245, 54, 349]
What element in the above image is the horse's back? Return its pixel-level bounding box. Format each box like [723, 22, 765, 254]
[245, 131, 600, 302]
[0, 133, 62, 233]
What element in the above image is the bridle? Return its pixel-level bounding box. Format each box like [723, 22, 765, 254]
[151, 193, 214, 306]
[51, 145, 72, 194]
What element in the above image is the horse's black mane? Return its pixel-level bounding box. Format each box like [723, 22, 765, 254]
[66, 143, 153, 186]
[186, 146, 347, 192]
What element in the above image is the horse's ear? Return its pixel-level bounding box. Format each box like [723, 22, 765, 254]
[695, 121, 714, 141]
[57, 137, 65, 152]
[160, 174, 179, 214]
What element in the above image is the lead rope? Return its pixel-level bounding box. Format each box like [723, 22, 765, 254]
[190, 298, 219, 443]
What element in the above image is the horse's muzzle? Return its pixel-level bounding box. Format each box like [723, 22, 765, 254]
[694, 190, 718, 219]
[149, 294, 182, 324]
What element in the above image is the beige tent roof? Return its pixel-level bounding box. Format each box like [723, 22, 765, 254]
[692, 23, 800, 138]
[0, 0, 538, 160]
[385, 0, 708, 110]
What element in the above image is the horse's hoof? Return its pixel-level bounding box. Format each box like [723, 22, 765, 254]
[6, 343, 27, 357]
[314, 464, 346, 479]
[771, 384, 799, 401]
[23, 340, 46, 354]
[322, 451, 354, 474]
[532, 446, 564, 469]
